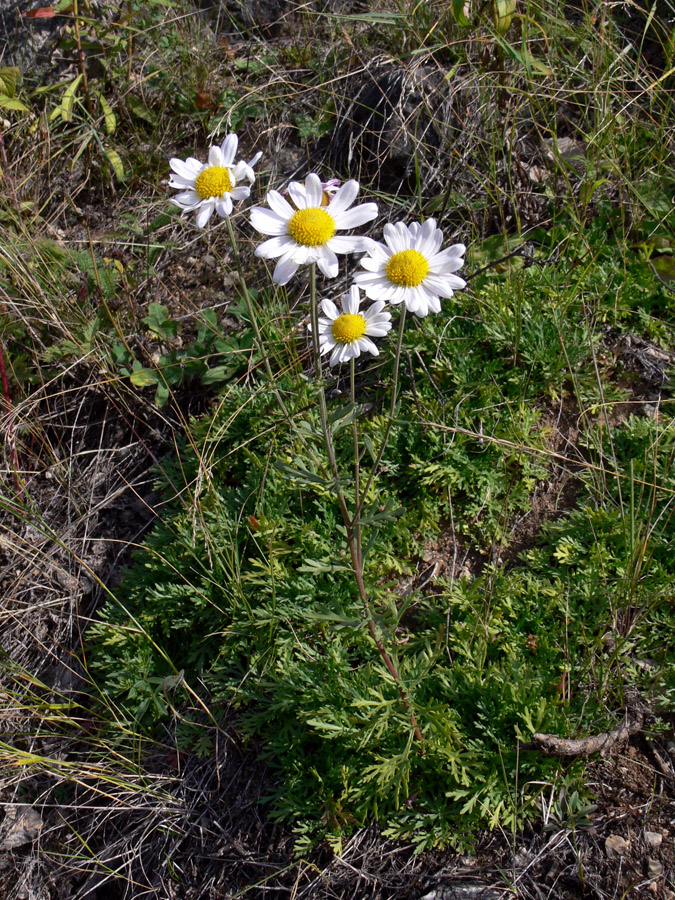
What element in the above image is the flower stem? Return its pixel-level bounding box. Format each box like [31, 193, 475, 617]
[350, 357, 362, 569]
[224, 215, 318, 463]
[307, 264, 351, 525]
[308, 277, 421, 744]
[355, 305, 407, 520]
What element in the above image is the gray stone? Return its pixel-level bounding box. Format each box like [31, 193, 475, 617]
[644, 830, 663, 849]
[648, 858, 664, 878]
[605, 834, 630, 859]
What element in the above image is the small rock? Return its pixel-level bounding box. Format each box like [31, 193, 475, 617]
[0, 806, 43, 850]
[648, 859, 664, 878]
[513, 847, 532, 868]
[644, 830, 663, 849]
[605, 834, 630, 859]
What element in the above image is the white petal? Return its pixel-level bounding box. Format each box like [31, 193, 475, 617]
[416, 219, 442, 256]
[443, 273, 466, 290]
[383, 222, 409, 253]
[344, 285, 361, 315]
[339, 342, 355, 363]
[304, 173, 323, 207]
[208, 146, 224, 167]
[364, 300, 387, 318]
[326, 235, 368, 255]
[405, 291, 425, 316]
[332, 202, 378, 230]
[364, 323, 391, 337]
[168, 173, 196, 189]
[427, 294, 442, 314]
[171, 190, 201, 208]
[273, 254, 300, 285]
[424, 273, 457, 298]
[232, 161, 248, 181]
[321, 298, 340, 319]
[329, 345, 342, 367]
[250, 207, 288, 236]
[215, 196, 233, 217]
[267, 190, 294, 219]
[429, 246, 466, 269]
[353, 271, 385, 286]
[255, 235, 295, 259]
[248, 151, 263, 168]
[195, 201, 215, 228]
[287, 181, 307, 210]
[327, 179, 359, 216]
[230, 185, 250, 201]
[358, 255, 385, 272]
[359, 336, 379, 356]
[169, 158, 200, 181]
[316, 246, 339, 279]
[220, 134, 238, 166]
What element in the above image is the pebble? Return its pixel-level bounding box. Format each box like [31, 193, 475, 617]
[648, 858, 664, 878]
[644, 830, 662, 849]
[605, 834, 630, 858]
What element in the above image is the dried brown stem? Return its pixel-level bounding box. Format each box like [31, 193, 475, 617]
[524, 709, 644, 757]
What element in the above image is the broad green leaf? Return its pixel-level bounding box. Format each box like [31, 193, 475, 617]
[650, 255, 675, 289]
[60, 74, 83, 122]
[0, 66, 19, 98]
[201, 365, 234, 385]
[0, 94, 30, 112]
[104, 147, 125, 182]
[494, 0, 516, 34]
[129, 368, 159, 387]
[451, 0, 470, 26]
[98, 92, 116, 134]
[126, 94, 156, 125]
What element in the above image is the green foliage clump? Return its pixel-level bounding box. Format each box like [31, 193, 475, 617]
[88, 242, 675, 848]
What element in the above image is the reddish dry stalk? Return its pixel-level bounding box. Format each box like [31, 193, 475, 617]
[0, 342, 21, 495]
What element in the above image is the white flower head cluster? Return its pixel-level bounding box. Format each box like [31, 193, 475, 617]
[249, 173, 377, 285]
[168, 141, 467, 366]
[168, 133, 261, 228]
[315, 285, 392, 368]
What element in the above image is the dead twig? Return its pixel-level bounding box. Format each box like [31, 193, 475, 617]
[523, 708, 644, 757]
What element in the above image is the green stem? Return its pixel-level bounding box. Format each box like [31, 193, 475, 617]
[350, 357, 362, 569]
[307, 264, 351, 525]
[355, 305, 407, 520]
[224, 215, 318, 464]
[308, 281, 422, 744]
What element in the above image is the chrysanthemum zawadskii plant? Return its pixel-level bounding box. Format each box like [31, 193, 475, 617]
[249, 172, 468, 744]
[168, 147, 468, 744]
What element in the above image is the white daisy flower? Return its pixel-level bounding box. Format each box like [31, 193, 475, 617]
[168, 133, 262, 228]
[314, 285, 392, 367]
[353, 218, 467, 317]
[249, 173, 378, 285]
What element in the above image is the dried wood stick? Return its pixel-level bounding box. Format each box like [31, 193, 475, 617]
[523, 709, 644, 757]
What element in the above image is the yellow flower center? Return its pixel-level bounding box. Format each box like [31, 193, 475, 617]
[194, 166, 233, 200]
[288, 208, 336, 247]
[385, 249, 430, 287]
[332, 314, 366, 344]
